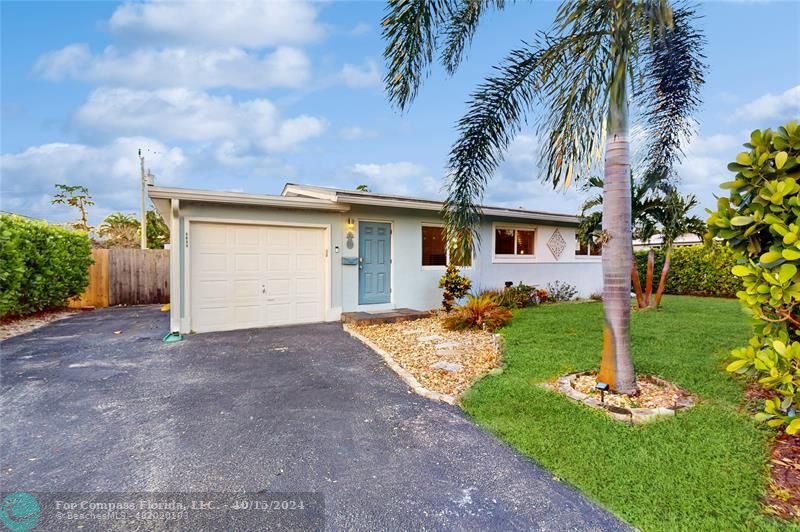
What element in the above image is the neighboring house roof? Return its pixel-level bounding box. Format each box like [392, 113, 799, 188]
[632, 233, 704, 248]
[149, 183, 580, 226]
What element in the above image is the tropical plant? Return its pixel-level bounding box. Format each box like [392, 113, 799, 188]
[0, 214, 92, 317]
[578, 173, 664, 308]
[438, 264, 472, 311]
[383, 0, 706, 393]
[98, 213, 140, 248]
[146, 209, 169, 249]
[51, 184, 94, 232]
[580, 176, 705, 308]
[545, 280, 578, 302]
[443, 293, 513, 332]
[648, 190, 706, 307]
[634, 244, 740, 298]
[707, 120, 800, 433]
[502, 282, 541, 308]
[356, 184, 371, 192]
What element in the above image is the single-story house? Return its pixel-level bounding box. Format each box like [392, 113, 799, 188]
[149, 183, 602, 334]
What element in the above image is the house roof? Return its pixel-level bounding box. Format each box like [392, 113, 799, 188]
[148, 183, 580, 225]
[282, 183, 581, 225]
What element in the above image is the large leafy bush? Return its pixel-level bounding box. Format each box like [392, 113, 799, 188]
[634, 243, 740, 298]
[706, 120, 800, 433]
[0, 214, 93, 317]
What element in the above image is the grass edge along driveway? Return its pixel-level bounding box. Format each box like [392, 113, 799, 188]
[462, 296, 795, 531]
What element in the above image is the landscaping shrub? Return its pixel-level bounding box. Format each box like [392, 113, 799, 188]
[544, 281, 577, 302]
[443, 293, 512, 332]
[634, 244, 740, 297]
[706, 120, 800, 434]
[0, 214, 93, 318]
[438, 264, 472, 311]
[501, 282, 543, 308]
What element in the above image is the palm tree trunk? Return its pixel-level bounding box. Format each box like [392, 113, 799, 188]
[597, 25, 636, 394]
[631, 257, 645, 309]
[653, 247, 672, 308]
[644, 249, 655, 307]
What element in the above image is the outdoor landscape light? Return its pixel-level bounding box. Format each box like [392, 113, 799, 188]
[595, 382, 610, 404]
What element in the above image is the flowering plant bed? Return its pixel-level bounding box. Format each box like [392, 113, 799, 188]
[346, 314, 501, 399]
[555, 371, 696, 424]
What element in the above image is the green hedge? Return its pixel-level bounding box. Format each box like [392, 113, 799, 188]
[0, 214, 93, 317]
[634, 244, 740, 298]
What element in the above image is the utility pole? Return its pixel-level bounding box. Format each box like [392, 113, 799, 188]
[139, 149, 147, 249]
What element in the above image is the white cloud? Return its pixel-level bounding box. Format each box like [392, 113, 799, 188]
[73, 88, 326, 151]
[338, 126, 377, 141]
[349, 22, 372, 36]
[351, 162, 441, 196]
[108, 0, 324, 47]
[34, 44, 310, 89]
[732, 85, 800, 123]
[0, 137, 186, 224]
[340, 59, 381, 88]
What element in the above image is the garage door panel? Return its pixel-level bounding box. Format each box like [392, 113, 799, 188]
[234, 253, 260, 273]
[267, 253, 290, 272]
[191, 222, 325, 333]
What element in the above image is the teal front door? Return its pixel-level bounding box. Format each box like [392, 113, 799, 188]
[358, 222, 391, 304]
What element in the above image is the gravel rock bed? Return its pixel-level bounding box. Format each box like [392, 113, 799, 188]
[573, 373, 694, 410]
[348, 315, 501, 398]
[0, 308, 79, 341]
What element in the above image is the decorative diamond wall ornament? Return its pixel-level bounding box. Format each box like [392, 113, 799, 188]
[547, 228, 566, 260]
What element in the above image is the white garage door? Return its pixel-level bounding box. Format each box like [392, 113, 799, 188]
[190, 222, 326, 333]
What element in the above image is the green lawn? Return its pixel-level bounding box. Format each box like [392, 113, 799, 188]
[461, 296, 796, 531]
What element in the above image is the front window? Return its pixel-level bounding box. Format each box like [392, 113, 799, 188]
[494, 227, 536, 257]
[422, 226, 471, 267]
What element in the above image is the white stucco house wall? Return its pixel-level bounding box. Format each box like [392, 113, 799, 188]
[149, 183, 602, 334]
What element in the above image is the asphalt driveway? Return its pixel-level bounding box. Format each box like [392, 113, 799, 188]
[1, 307, 626, 531]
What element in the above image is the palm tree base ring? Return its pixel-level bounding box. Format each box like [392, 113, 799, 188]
[554, 371, 695, 425]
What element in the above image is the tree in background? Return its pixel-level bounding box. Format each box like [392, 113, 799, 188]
[146, 209, 169, 249]
[383, 0, 706, 393]
[356, 184, 371, 192]
[579, 176, 704, 309]
[98, 213, 139, 248]
[648, 190, 705, 307]
[51, 184, 94, 232]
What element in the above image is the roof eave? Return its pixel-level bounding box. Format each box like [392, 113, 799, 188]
[148, 186, 350, 212]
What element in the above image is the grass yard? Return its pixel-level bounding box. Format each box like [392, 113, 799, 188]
[461, 295, 796, 531]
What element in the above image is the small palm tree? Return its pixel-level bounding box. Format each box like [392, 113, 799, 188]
[383, 0, 705, 393]
[98, 212, 140, 248]
[649, 190, 706, 308]
[579, 177, 704, 309]
[578, 174, 664, 308]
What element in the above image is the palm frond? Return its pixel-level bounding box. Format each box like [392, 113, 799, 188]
[382, 0, 455, 110]
[440, 0, 505, 74]
[443, 44, 545, 260]
[635, 3, 706, 179]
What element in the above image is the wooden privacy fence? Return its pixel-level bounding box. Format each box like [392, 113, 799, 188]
[70, 248, 169, 308]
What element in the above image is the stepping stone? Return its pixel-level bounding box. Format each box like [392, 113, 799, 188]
[417, 335, 443, 342]
[435, 349, 458, 357]
[434, 342, 459, 350]
[430, 361, 463, 373]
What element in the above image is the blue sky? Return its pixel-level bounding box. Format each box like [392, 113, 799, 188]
[2, 0, 799, 226]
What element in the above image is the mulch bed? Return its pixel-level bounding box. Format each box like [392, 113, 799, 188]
[0, 308, 79, 341]
[746, 386, 800, 520]
[348, 314, 501, 398]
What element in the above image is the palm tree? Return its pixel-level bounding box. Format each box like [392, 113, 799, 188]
[649, 190, 705, 308]
[578, 174, 663, 309]
[579, 177, 704, 309]
[383, 0, 705, 393]
[98, 212, 140, 248]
